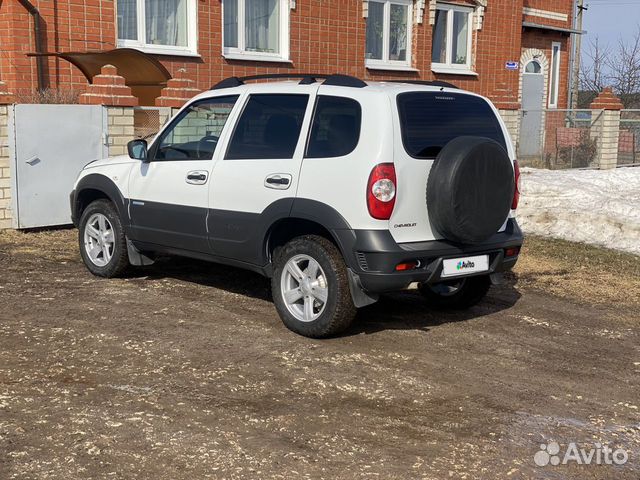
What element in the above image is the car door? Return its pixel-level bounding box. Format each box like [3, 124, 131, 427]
[209, 86, 317, 265]
[128, 95, 239, 253]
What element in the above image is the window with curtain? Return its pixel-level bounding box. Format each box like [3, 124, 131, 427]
[431, 3, 473, 72]
[365, 0, 412, 68]
[117, 0, 197, 54]
[223, 0, 289, 59]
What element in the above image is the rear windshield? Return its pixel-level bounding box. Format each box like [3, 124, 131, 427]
[396, 92, 506, 158]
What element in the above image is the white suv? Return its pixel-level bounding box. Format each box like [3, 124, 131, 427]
[71, 73, 523, 338]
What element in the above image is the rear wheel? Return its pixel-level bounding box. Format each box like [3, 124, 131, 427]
[418, 275, 491, 310]
[272, 235, 356, 338]
[78, 199, 129, 278]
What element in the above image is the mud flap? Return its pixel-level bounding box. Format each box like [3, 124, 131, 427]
[126, 238, 155, 266]
[347, 268, 379, 308]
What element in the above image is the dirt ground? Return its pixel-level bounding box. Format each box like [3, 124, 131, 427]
[0, 229, 638, 479]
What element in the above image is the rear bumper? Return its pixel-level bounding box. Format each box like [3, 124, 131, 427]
[333, 218, 523, 293]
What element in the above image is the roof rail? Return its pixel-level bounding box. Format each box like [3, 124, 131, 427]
[387, 80, 459, 89]
[210, 73, 367, 90]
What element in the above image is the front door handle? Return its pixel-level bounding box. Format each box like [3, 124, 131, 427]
[186, 170, 208, 185]
[265, 174, 292, 190]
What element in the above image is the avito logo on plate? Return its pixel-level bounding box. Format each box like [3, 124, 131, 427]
[456, 260, 476, 270]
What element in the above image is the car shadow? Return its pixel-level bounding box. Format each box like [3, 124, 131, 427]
[129, 256, 522, 335]
[344, 276, 522, 336]
[130, 256, 273, 302]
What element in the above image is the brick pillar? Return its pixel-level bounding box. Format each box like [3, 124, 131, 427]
[590, 87, 623, 170]
[106, 107, 135, 157]
[498, 109, 520, 152]
[78, 65, 138, 157]
[79, 65, 139, 107]
[0, 81, 14, 230]
[493, 82, 520, 152]
[155, 68, 202, 108]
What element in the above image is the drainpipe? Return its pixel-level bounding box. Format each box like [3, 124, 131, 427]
[17, 0, 47, 91]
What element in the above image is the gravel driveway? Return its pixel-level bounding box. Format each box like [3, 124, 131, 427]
[0, 230, 638, 479]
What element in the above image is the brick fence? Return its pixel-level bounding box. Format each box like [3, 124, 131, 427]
[517, 88, 628, 170]
[0, 81, 13, 229]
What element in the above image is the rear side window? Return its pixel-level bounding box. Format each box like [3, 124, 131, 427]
[226, 94, 309, 160]
[306, 96, 362, 158]
[396, 92, 506, 159]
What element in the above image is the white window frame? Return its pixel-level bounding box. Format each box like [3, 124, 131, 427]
[365, 0, 414, 71]
[116, 0, 199, 56]
[548, 42, 561, 108]
[222, 0, 291, 63]
[431, 3, 475, 75]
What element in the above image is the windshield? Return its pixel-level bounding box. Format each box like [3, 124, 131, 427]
[396, 92, 507, 159]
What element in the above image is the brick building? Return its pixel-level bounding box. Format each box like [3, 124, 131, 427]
[0, 0, 577, 112]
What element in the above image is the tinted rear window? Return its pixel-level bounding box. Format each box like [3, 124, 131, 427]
[396, 92, 506, 158]
[306, 96, 362, 158]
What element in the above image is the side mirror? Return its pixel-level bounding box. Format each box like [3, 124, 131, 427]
[127, 139, 148, 161]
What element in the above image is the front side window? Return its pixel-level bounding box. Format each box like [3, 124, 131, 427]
[226, 94, 309, 160]
[153, 96, 239, 161]
[117, 0, 197, 55]
[365, 0, 412, 68]
[432, 4, 473, 72]
[223, 0, 289, 60]
[397, 92, 506, 159]
[306, 96, 362, 158]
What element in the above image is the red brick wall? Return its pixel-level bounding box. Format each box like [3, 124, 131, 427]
[157, 0, 528, 108]
[0, 0, 116, 94]
[523, 0, 572, 18]
[0, 0, 573, 109]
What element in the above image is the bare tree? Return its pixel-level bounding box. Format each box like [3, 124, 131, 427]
[607, 25, 640, 104]
[580, 27, 640, 108]
[580, 36, 610, 93]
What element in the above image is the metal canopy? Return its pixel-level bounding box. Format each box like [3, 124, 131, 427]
[522, 21, 586, 36]
[28, 48, 171, 105]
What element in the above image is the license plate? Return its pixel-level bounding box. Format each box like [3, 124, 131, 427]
[441, 255, 489, 277]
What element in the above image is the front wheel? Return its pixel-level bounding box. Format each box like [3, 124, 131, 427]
[78, 199, 129, 278]
[418, 275, 491, 310]
[272, 235, 356, 338]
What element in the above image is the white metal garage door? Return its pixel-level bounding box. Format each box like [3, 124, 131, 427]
[9, 104, 108, 228]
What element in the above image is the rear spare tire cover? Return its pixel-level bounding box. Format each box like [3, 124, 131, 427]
[426, 136, 514, 244]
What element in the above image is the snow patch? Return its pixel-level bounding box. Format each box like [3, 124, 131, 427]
[517, 167, 640, 255]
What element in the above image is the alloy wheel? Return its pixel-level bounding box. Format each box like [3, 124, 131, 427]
[280, 254, 329, 322]
[83, 213, 115, 267]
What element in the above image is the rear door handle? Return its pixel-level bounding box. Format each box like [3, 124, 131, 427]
[265, 174, 292, 190]
[186, 170, 208, 185]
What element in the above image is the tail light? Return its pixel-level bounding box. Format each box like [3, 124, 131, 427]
[505, 246, 520, 257]
[395, 260, 420, 271]
[511, 160, 521, 210]
[367, 163, 397, 220]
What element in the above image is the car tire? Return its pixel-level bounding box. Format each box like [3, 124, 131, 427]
[78, 199, 129, 278]
[272, 235, 356, 338]
[418, 275, 491, 310]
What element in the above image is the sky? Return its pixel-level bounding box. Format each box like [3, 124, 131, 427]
[582, 0, 640, 51]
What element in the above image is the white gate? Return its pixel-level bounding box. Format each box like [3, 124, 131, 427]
[9, 104, 108, 228]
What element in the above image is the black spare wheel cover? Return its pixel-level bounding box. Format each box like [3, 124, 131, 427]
[427, 136, 514, 244]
